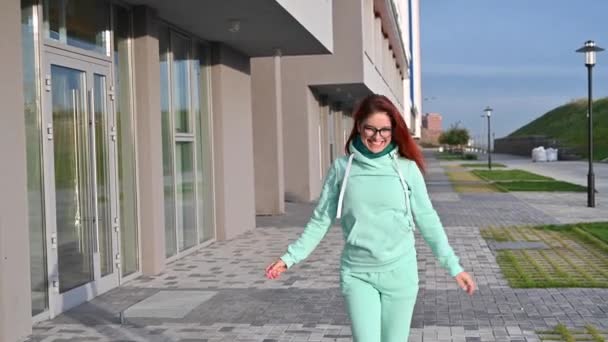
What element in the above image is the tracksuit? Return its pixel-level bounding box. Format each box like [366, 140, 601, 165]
[280, 137, 463, 341]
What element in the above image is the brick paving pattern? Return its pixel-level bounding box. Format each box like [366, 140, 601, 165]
[25, 152, 608, 341]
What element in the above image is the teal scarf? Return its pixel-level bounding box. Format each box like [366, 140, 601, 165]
[353, 135, 396, 159]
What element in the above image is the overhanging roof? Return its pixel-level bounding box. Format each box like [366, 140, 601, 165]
[123, 0, 333, 57]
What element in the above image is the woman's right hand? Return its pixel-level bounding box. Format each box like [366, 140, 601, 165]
[265, 259, 287, 279]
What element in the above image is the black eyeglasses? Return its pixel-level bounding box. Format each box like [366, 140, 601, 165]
[362, 125, 392, 138]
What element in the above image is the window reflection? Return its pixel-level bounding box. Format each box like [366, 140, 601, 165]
[159, 25, 177, 257]
[22, 0, 48, 316]
[44, 0, 110, 55]
[113, 5, 139, 277]
[171, 33, 191, 133]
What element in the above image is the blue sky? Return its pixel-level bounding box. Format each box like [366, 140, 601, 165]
[421, 1, 608, 141]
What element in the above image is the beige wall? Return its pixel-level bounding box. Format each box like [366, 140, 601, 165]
[211, 43, 256, 240]
[306, 90, 324, 199]
[0, 0, 32, 340]
[251, 56, 285, 215]
[281, 77, 314, 202]
[132, 6, 166, 275]
[281, 0, 363, 202]
[282, 0, 364, 85]
[363, 50, 404, 111]
[252, 0, 408, 205]
[280, 0, 408, 202]
[362, 0, 374, 58]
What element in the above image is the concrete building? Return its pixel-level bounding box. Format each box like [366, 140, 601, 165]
[409, 0, 423, 139]
[395, 0, 422, 139]
[252, 0, 419, 205]
[1, 0, 417, 340]
[421, 112, 443, 146]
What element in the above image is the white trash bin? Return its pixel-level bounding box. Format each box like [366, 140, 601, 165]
[532, 146, 547, 162]
[546, 148, 558, 162]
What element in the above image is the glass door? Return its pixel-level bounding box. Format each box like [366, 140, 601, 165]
[43, 52, 120, 316]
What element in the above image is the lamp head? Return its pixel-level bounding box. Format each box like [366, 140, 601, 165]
[576, 40, 604, 66]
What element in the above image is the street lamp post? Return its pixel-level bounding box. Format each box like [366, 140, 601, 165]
[576, 40, 604, 208]
[483, 106, 493, 170]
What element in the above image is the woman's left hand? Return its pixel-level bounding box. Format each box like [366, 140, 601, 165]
[455, 272, 476, 295]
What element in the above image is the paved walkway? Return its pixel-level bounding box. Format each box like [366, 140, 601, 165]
[443, 152, 608, 223]
[25, 152, 608, 342]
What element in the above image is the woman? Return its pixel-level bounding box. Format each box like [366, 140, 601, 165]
[265, 94, 476, 342]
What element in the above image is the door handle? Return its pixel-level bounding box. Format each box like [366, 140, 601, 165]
[88, 88, 100, 255]
[50, 232, 57, 249]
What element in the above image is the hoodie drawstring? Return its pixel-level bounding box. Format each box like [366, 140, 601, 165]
[336, 153, 413, 230]
[390, 154, 414, 230]
[336, 153, 355, 219]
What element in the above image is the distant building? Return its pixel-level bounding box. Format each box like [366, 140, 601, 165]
[421, 112, 443, 145]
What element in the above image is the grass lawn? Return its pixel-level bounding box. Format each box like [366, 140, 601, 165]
[472, 169, 553, 181]
[494, 180, 587, 192]
[469, 169, 586, 192]
[443, 167, 585, 193]
[583, 225, 608, 243]
[481, 222, 608, 288]
[460, 163, 507, 168]
[445, 166, 500, 193]
[509, 97, 608, 161]
[538, 324, 608, 342]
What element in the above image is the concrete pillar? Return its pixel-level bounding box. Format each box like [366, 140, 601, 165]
[211, 43, 256, 240]
[251, 55, 285, 215]
[342, 110, 353, 151]
[282, 78, 310, 202]
[319, 96, 330, 178]
[0, 0, 32, 340]
[132, 6, 166, 275]
[333, 103, 345, 155]
[374, 17, 383, 74]
[309, 90, 325, 199]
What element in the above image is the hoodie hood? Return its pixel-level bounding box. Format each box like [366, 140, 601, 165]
[349, 140, 399, 168]
[353, 135, 396, 160]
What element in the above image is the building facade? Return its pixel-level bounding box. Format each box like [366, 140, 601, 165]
[421, 112, 443, 145]
[0, 0, 417, 340]
[253, 0, 417, 205]
[394, 0, 422, 139]
[409, 0, 423, 139]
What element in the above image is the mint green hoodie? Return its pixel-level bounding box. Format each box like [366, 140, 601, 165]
[280, 143, 463, 277]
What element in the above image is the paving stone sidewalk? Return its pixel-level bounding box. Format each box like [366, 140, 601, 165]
[25, 152, 608, 342]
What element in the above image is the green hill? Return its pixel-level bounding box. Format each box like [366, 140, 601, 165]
[508, 97, 608, 161]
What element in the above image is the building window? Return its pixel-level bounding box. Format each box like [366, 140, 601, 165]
[43, 0, 110, 55]
[22, 0, 48, 317]
[113, 4, 139, 276]
[159, 24, 213, 258]
[193, 44, 214, 244]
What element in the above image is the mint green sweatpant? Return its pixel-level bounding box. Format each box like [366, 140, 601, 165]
[340, 259, 419, 342]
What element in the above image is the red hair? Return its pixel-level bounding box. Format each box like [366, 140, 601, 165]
[345, 94, 426, 173]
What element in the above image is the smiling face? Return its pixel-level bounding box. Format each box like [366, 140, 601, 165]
[358, 112, 393, 153]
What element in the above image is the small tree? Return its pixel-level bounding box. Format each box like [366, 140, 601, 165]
[439, 127, 470, 153]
